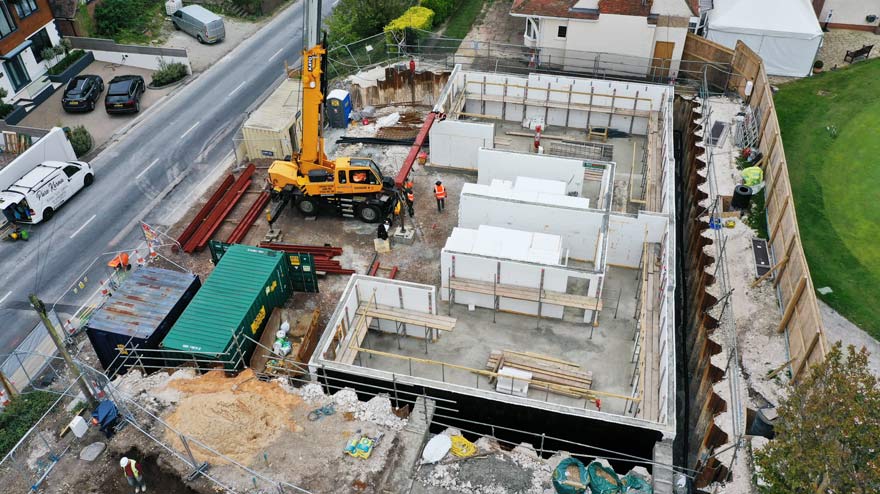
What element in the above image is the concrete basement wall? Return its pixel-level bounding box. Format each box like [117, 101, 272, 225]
[477, 148, 585, 196]
[428, 120, 494, 170]
[459, 183, 601, 262]
[460, 71, 667, 135]
[607, 212, 669, 267]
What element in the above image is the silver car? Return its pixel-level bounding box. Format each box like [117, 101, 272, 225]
[172, 5, 225, 44]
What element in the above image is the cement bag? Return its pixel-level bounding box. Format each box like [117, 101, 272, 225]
[587, 460, 621, 494]
[552, 457, 589, 494]
[621, 474, 652, 493]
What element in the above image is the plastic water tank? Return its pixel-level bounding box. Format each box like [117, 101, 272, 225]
[165, 0, 182, 15]
[731, 184, 752, 209]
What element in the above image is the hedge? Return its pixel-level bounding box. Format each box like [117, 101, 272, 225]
[384, 6, 434, 44]
[47, 50, 86, 76]
[421, 0, 454, 23]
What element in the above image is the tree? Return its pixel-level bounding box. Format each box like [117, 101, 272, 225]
[755, 343, 880, 493]
[325, 0, 409, 46]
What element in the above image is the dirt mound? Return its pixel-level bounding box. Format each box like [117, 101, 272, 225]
[164, 370, 304, 465]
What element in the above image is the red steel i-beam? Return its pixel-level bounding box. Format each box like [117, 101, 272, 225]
[184, 164, 256, 252]
[178, 175, 234, 247]
[394, 111, 437, 187]
[226, 191, 270, 244]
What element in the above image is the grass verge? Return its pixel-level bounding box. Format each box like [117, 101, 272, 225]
[773, 59, 880, 338]
[441, 0, 489, 41]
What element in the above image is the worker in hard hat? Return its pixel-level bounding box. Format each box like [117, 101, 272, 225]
[433, 181, 446, 212]
[120, 456, 147, 493]
[404, 181, 415, 217]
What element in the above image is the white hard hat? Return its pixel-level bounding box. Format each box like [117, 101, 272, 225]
[120, 457, 129, 467]
[276, 329, 287, 339]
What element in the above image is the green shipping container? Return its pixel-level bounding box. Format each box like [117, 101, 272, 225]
[161, 244, 292, 369]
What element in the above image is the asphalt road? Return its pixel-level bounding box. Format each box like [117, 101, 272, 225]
[0, 0, 335, 354]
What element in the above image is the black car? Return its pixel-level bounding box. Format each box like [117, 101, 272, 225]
[62, 75, 104, 112]
[104, 75, 145, 114]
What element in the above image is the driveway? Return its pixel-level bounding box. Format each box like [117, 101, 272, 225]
[161, 10, 287, 72]
[20, 62, 173, 151]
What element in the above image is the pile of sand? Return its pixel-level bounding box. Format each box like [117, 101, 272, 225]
[163, 369, 303, 465]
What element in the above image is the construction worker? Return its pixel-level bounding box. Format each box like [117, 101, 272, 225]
[433, 180, 446, 212]
[377, 218, 390, 241]
[120, 456, 147, 493]
[404, 181, 415, 217]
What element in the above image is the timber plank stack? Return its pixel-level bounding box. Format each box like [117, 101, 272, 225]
[485, 350, 593, 399]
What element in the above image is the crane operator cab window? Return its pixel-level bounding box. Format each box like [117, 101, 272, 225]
[338, 171, 347, 184]
[348, 159, 382, 185]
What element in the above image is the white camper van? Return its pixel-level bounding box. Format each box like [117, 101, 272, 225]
[0, 161, 94, 225]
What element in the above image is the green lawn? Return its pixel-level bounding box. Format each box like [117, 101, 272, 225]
[442, 0, 489, 40]
[773, 59, 880, 339]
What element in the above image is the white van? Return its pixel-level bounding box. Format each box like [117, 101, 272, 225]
[0, 161, 94, 225]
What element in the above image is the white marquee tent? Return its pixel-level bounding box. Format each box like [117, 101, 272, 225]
[705, 0, 823, 77]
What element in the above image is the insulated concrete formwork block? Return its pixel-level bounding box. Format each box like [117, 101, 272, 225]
[476, 148, 584, 196]
[428, 120, 494, 170]
[605, 212, 668, 267]
[458, 183, 602, 261]
[354, 277, 434, 338]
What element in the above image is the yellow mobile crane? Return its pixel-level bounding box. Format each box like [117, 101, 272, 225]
[267, 37, 397, 223]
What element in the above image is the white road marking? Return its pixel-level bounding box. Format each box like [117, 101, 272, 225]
[269, 48, 284, 61]
[0, 291, 11, 304]
[70, 214, 97, 239]
[229, 80, 247, 97]
[180, 121, 201, 140]
[135, 158, 160, 180]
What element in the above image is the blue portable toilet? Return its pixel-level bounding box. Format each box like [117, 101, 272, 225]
[326, 89, 352, 128]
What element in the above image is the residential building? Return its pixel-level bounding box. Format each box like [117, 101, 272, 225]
[510, 0, 697, 79]
[0, 0, 60, 102]
[812, 0, 880, 32]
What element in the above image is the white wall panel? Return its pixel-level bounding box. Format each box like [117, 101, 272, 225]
[606, 212, 668, 267]
[477, 148, 585, 195]
[429, 120, 494, 170]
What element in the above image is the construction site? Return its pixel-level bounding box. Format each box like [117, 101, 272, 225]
[0, 23, 832, 494]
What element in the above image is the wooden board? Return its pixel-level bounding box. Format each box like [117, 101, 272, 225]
[355, 303, 456, 332]
[486, 350, 593, 399]
[449, 278, 603, 311]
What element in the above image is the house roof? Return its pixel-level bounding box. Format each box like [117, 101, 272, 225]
[599, 0, 651, 16]
[510, 0, 600, 20]
[48, 0, 78, 19]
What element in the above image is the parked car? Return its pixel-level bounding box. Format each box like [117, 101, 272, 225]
[172, 5, 226, 44]
[104, 75, 145, 114]
[62, 75, 104, 113]
[0, 161, 94, 224]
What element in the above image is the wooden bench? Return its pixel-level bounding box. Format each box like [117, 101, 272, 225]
[844, 44, 873, 63]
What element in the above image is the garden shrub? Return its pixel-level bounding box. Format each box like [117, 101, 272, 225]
[0, 392, 56, 458]
[421, 0, 454, 23]
[95, 0, 152, 38]
[69, 126, 93, 157]
[151, 60, 188, 87]
[0, 88, 14, 119]
[384, 6, 434, 44]
[47, 50, 86, 76]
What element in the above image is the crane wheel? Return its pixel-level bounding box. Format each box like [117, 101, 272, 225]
[297, 198, 318, 215]
[357, 204, 381, 223]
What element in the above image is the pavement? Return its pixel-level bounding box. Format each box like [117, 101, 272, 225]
[0, 0, 335, 355]
[19, 62, 173, 151]
[819, 299, 880, 376]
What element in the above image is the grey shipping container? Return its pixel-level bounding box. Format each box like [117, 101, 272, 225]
[86, 267, 200, 376]
[161, 244, 292, 369]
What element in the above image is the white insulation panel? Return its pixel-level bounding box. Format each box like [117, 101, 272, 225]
[428, 120, 494, 170]
[338, 277, 438, 338]
[606, 213, 668, 267]
[477, 148, 585, 196]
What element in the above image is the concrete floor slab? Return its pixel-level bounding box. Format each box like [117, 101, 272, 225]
[355, 266, 641, 417]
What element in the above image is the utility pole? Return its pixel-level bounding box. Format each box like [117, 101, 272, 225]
[29, 294, 98, 408]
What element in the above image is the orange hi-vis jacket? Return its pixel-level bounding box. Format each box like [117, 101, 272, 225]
[433, 184, 446, 199]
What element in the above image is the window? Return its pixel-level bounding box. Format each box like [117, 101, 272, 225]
[30, 28, 52, 63]
[4, 55, 29, 91]
[557, 26, 567, 38]
[63, 165, 80, 178]
[525, 18, 538, 39]
[12, 0, 37, 18]
[338, 171, 347, 184]
[0, 3, 16, 37]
